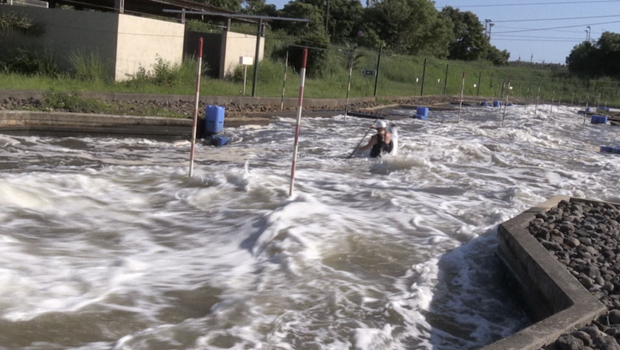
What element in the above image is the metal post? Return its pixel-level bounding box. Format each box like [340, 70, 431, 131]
[443, 64, 449, 94]
[289, 48, 309, 197]
[242, 65, 248, 96]
[280, 50, 289, 110]
[189, 38, 204, 178]
[420, 58, 427, 96]
[373, 46, 382, 97]
[251, 18, 263, 97]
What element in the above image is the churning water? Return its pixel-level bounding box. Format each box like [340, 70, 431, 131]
[0, 104, 618, 350]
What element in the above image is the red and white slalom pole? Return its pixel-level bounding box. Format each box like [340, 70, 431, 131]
[289, 47, 308, 197]
[189, 38, 203, 178]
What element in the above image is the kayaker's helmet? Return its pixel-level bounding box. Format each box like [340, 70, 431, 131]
[375, 120, 387, 129]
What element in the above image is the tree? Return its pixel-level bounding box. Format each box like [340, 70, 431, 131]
[204, 0, 243, 12]
[486, 46, 510, 66]
[274, 1, 324, 36]
[242, 0, 277, 16]
[361, 0, 452, 57]
[566, 41, 598, 77]
[441, 6, 488, 61]
[289, 31, 330, 77]
[323, 0, 363, 43]
[566, 32, 620, 78]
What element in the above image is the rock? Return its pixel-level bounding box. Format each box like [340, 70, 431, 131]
[560, 222, 575, 233]
[565, 237, 581, 248]
[543, 241, 564, 251]
[609, 310, 620, 325]
[572, 331, 592, 346]
[556, 334, 585, 350]
[593, 335, 620, 350]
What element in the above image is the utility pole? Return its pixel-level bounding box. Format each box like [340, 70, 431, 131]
[484, 19, 492, 38]
[488, 22, 495, 41]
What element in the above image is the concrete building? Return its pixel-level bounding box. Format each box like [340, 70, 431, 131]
[0, 0, 264, 81]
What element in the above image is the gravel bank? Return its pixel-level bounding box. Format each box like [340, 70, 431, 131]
[528, 199, 620, 350]
[0, 94, 486, 118]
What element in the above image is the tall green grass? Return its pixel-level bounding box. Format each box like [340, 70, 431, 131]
[0, 41, 617, 106]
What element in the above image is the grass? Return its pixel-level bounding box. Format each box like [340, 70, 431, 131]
[0, 41, 617, 107]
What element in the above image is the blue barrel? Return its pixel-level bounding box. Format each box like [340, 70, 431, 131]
[493, 100, 500, 107]
[591, 115, 608, 124]
[416, 107, 429, 119]
[211, 135, 230, 146]
[480, 101, 489, 107]
[206, 105, 225, 134]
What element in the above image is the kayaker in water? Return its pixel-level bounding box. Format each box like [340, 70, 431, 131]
[355, 120, 394, 158]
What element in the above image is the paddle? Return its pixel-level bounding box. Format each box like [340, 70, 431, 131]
[348, 118, 379, 159]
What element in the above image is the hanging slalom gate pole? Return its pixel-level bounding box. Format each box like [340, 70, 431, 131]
[420, 58, 427, 96]
[477, 72, 482, 96]
[550, 90, 555, 114]
[534, 86, 541, 117]
[502, 76, 511, 127]
[348, 118, 379, 159]
[289, 47, 308, 197]
[443, 64, 449, 95]
[345, 49, 354, 117]
[280, 50, 289, 110]
[373, 46, 382, 97]
[189, 38, 204, 178]
[457, 71, 465, 122]
[584, 100, 589, 126]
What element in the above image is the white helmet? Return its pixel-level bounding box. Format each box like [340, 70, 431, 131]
[375, 120, 387, 128]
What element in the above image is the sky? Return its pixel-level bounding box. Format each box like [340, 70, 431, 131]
[264, 0, 620, 64]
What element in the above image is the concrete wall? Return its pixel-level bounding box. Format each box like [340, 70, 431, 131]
[482, 196, 607, 350]
[220, 31, 264, 79]
[0, 6, 118, 77]
[184, 31, 222, 78]
[115, 14, 184, 81]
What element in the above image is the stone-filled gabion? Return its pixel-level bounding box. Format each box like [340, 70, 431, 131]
[528, 199, 620, 350]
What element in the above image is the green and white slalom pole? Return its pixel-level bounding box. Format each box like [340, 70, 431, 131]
[289, 47, 308, 197]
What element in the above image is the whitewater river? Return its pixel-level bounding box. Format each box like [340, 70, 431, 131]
[0, 104, 618, 350]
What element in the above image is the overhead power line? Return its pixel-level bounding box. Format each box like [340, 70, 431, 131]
[441, 0, 620, 8]
[492, 14, 620, 23]
[494, 19, 620, 34]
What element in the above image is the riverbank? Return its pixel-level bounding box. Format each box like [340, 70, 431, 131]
[0, 89, 513, 121]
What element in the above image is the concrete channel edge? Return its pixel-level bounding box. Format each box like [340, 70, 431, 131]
[481, 196, 607, 350]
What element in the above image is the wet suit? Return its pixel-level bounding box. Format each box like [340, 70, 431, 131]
[370, 133, 394, 158]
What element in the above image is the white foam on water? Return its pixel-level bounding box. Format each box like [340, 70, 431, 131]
[1, 104, 620, 349]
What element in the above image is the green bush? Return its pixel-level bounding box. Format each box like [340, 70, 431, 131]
[43, 89, 109, 113]
[69, 50, 108, 83]
[1, 47, 59, 77]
